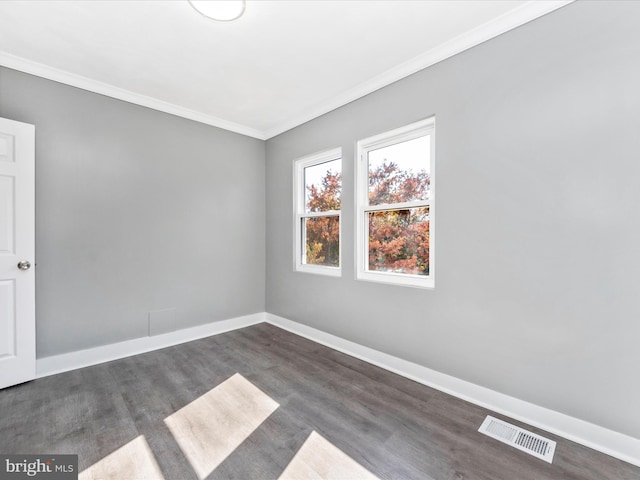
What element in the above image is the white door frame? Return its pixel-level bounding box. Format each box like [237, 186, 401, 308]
[0, 117, 35, 389]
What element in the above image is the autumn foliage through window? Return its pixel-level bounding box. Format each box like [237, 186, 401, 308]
[295, 121, 433, 286]
[367, 175, 430, 276]
[304, 165, 341, 266]
[303, 160, 431, 274]
[295, 152, 342, 274]
[357, 119, 434, 287]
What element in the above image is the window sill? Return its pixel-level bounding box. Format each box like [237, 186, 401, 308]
[357, 270, 434, 289]
[295, 265, 342, 277]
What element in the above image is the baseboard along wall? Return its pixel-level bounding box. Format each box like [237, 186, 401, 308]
[35, 311, 640, 468]
[36, 313, 264, 378]
[264, 314, 640, 469]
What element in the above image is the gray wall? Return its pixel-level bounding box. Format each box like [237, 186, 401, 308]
[0, 68, 266, 358]
[266, 1, 640, 439]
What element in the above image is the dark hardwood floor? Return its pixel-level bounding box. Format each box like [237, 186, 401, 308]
[1, 323, 638, 479]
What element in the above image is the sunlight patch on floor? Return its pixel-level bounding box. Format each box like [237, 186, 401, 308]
[79, 435, 164, 480]
[278, 430, 379, 480]
[164, 372, 279, 479]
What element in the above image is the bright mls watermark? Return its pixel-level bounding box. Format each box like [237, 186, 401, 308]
[0, 455, 77, 480]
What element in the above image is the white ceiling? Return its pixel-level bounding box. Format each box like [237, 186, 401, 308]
[0, 1, 570, 139]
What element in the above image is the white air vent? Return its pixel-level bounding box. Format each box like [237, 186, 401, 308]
[478, 415, 556, 463]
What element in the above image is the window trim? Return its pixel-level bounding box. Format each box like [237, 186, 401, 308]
[293, 147, 342, 277]
[356, 118, 435, 288]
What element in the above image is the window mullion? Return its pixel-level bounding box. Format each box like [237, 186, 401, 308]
[300, 210, 341, 219]
[363, 200, 429, 213]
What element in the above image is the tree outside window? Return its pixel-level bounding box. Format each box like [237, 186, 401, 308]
[357, 118, 435, 288]
[294, 149, 342, 276]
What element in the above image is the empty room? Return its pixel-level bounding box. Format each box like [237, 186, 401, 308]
[1, 1, 639, 479]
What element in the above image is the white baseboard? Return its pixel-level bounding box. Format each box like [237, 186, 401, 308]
[265, 313, 640, 468]
[36, 312, 265, 378]
[34, 311, 640, 468]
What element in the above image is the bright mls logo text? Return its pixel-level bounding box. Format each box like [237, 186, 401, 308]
[1, 455, 77, 479]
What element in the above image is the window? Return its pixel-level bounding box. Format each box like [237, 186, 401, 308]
[294, 148, 342, 276]
[356, 118, 435, 288]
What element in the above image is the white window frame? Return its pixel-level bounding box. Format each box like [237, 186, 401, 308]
[356, 118, 435, 288]
[294, 148, 342, 277]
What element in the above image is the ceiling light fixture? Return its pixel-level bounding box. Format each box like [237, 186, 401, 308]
[188, 0, 246, 22]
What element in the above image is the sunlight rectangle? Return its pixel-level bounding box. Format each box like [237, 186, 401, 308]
[164, 373, 279, 479]
[278, 431, 379, 480]
[79, 435, 164, 480]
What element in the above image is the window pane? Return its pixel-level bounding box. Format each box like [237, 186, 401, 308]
[303, 216, 340, 267]
[305, 159, 341, 213]
[368, 207, 429, 275]
[368, 135, 430, 206]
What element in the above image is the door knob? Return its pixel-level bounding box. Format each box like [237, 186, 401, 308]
[17, 260, 31, 271]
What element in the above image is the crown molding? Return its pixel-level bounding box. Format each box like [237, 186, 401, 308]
[262, 0, 574, 139]
[0, 52, 266, 140]
[0, 1, 572, 141]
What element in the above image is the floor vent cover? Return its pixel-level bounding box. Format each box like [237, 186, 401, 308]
[478, 415, 556, 463]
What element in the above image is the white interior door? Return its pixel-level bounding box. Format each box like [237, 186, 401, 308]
[0, 117, 35, 389]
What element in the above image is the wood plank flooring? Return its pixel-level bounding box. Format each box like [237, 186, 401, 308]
[0, 323, 638, 480]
